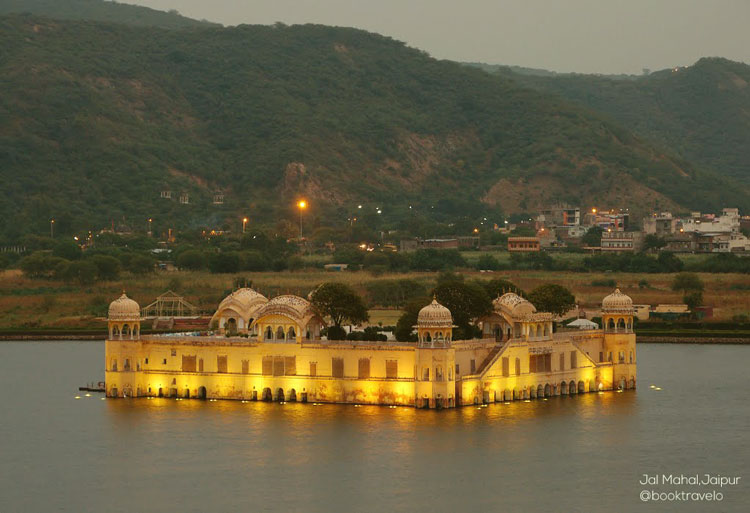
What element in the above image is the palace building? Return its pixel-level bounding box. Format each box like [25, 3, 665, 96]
[105, 288, 637, 408]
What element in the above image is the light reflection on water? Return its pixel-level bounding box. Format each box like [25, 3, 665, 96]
[0, 341, 748, 513]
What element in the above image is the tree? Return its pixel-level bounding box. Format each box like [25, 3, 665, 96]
[475, 254, 500, 271]
[581, 226, 604, 247]
[684, 290, 703, 312]
[20, 252, 65, 279]
[310, 282, 369, 328]
[643, 234, 666, 252]
[657, 251, 683, 272]
[91, 254, 121, 280]
[176, 249, 208, 271]
[480, 278, 524, 298]
[52, 241, 81, 260]
[433, 280, 492, 338]
[208, 252, 240, 274]
[59, 260, 98, 285]
[129, 254, 156, 274]
[527, 284, 576, 316]
[394, 297, 427, 342]
[672, 272, 704, 293]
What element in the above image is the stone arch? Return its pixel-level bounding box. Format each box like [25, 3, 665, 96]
[629, 376, 636, 389]
[617, 318, 626, 330]
[543, 323, 550, 337]
[197, 386, 207, 399]
[569, 380, 577, 394]
[225, 317, 237, 334]
[578, 381, 585, 393]
[276, 388, 285, 401]
[544, 383, 551, 397]
[261, 387, 272, 401]
[287, 326, 296, 340]
[265, 327, 273, 340]
[289, 389, 297, 401]
[529, 386, 536, 399]
[122, 324, 130, 339]
[276, 327, 286, 341]
[560, 381, 568, 395]
[537, 384, 544, 398]
[608, 318, 615, 330]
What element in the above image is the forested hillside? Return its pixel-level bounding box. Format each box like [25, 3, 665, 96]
[479, 58, 750, 183]
[0, 0, 214, 28]
[0, 12, 747, 241]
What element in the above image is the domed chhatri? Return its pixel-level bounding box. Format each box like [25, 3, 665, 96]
[108, 293, 141, 321]
[602, 288, 634, 314]
[107, 293, 141, 341]
[417, 298, 454, 328]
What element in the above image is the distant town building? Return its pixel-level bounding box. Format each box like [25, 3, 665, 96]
[160, 189, 172, 200]
[584, 210, 629, 231]
[681, 208, 740, 234]
[508, 237, 540, 253]
[212, 190, 224, 205]
[599, 231, 643, 252]
[399, 237, 479, 252]
[179, 192, 189, 205]
[643, 212, 678, 236]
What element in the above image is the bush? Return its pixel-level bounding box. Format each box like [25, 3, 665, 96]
[129, 254, 156, 274]
[326, 325, 347, 340]
[58, 260, 98, 285]
[20, 252, 66, 279]
[475, 254, 501, 271]
[209, 252, 241, 274]
[176, 249, 208, 271]
[91, 254, 121, 280]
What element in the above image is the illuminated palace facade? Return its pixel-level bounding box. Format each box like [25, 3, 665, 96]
[105, 288, 637, 408]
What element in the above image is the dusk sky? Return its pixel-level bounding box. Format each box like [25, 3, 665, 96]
[123, 0, 750, 74]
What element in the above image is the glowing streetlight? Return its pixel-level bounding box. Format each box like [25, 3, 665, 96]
[148, 217, 153, 235]
[592, 208, 597, 214]
[297, 200, 307, 239]
[473, 228, 479, 234]
[50, 218, 55, 238]
[242, 217, 248, 234]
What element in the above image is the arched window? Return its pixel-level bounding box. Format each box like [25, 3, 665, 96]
[617, 318, 626, 329]
[111, 359, 118, 371]
[608, 318, 615, 330]
[515, 357, 521, 375]
[436, 332, 443, 341]
[122, 324, 130, 339]
[287, 327, 296, 340]
[265, 327, 273, 340]
[276, 327, 286, 341]
[435, 366, 444, 381]
[425, 333, 432, 342]
[629, 350, 633, 363]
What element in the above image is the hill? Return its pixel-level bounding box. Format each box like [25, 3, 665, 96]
[0, 0, 215, 29]
[0, 14, 747, 241]
[477, 58, 750, 184]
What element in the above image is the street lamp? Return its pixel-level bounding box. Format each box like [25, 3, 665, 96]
[50, 218, 55, 238]
[297, 200, 307, 239]
[148, 218, 153, 236]
[242, 217, 248, 234]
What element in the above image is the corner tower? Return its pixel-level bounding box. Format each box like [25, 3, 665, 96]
[105, 293, 142, 397]
[602, 289, 637, 390]
[414, 298, 456, 408]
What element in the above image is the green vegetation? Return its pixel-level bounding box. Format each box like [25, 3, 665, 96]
[527, 284, 576, 316]
[477, 58, 750, 184]
[0, 0, 214, 28]
[0, 11, 747, 244]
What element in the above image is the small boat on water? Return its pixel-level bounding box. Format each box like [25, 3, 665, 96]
[79, 381, 105, 393]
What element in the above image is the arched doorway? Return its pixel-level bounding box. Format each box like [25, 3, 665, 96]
[578, 381, 585, 394]
[569, 380, 577, 394]
[262, 388, 272, 401]
[198, 386, 207, 399]
[544, 384, 551, 397]
[561, 381, 568, 395]
[537, 384, 544, 398]
[184, 388, 190, 399]
[276, 388, 285, 402]
[276, 327, 286, 341]
[226, 318, 237, 335]
[629, 377, 636, 389]
[289, 389, 297, 401]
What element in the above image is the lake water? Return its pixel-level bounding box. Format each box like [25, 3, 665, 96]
[0, 341, 748, 512]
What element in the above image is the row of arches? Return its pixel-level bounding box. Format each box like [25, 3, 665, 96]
[604, 316, 633, 333]
[264, 326, 296, 342]
[478, 376, 637, 403]
[109, 323, 140, 340]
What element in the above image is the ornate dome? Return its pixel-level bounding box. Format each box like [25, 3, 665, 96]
[108, 293, 140, 321]
[602, 289, 634, 313]
[417, 298, 454, 328]
[493, 292, 536, 316]
[256, 294, 314, 322]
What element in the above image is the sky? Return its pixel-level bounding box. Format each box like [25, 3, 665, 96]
[123, 0, 750, 74]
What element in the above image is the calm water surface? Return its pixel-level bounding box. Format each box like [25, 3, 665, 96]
[0, 342, 748, 512]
